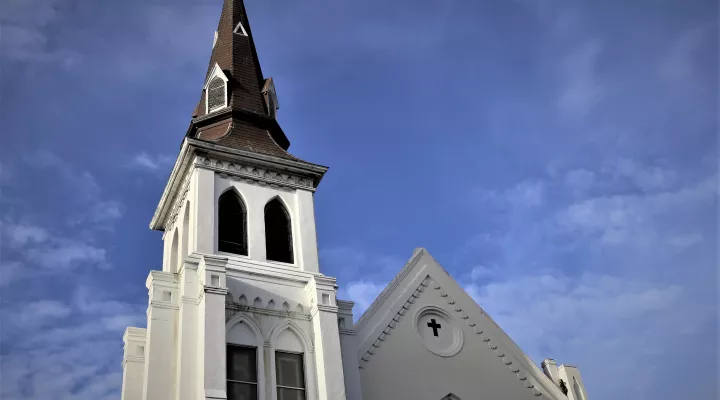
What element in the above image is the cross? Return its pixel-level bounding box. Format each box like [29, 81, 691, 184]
[427, 318, 442, 336]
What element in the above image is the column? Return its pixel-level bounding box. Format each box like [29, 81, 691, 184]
[295, 190, 319, 273]
[175, 256, 202, 400]
[143, 271, 180, 400]
[306, 276, 347, 400]
[121, 327, 147, 400]
[198, 255, 229, 400]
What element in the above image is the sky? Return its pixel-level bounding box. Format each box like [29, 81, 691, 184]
[0, 0, 717, 399]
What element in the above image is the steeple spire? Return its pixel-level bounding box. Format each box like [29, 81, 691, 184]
[187, 0, 294, 160]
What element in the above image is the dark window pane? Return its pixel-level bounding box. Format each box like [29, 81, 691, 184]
[208, 77, 225, 110]
[275, 352, 304, 388]
[227, 346, 257, 383]
[227, 382, 257, 400]
[219, 191, 247, 255]
[265, 199, 293, 263]
[277, 387, 305, 400]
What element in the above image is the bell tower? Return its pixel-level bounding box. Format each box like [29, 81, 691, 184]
[120, 1, 364, 399]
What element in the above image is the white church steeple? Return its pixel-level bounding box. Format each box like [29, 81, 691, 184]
[119, 1, 361, 400]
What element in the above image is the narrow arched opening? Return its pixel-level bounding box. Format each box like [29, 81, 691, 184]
[218, 189, 248, 256]
[264, 198, 293, 263]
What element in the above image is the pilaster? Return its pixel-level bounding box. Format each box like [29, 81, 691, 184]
[143, 271, 180, 400]
[175, 255, 202, 400]
[336, 300, 363, 400]
[306, 276, 347, 400]
[198, 255, 229, 400]
[295, 189, 319, 273]
[121, 327, 147, 400]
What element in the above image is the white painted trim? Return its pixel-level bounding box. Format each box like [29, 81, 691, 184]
[226, 313, 267, 400]
[266, 320, 318, 400]
[204, 63, 229, 114]
[233, 21, 248, 36]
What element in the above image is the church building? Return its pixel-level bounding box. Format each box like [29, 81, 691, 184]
[119, 1, 591, 399]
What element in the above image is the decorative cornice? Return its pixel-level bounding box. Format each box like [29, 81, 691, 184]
[205, 286, 228, 296]
[429, 280, 543, 397]
[164, 165, 193, 233]
[225, 303, 311, 321]
[359, 276, 429, 369]
[339, 328, 356, 336]
[196, 154, 314, 192]
[122, 355, 145, 368]
[356, 248, 426, 331]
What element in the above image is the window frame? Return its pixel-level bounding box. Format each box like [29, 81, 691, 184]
[217, 189, 248, 256]
[274, 350, 306, 400]
[264, 198, 294, 264]
[204, 63, 229, 114]
[226, 344, 259, 400]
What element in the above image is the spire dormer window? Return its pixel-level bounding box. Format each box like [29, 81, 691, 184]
[204, 63, 229, 114]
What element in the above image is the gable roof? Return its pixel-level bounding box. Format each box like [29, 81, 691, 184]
[354, 248, 570, 399]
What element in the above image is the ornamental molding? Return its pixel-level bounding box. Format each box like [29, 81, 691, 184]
[359, 276, 544, 398]
[195, 155, 315, 192]
[163, 164, 193, 234]
[225, 303, 312, 322]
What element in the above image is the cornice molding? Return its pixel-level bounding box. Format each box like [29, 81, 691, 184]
[355, 248, 426, 331]
[225, 303, 311, 321]
[196, 154, 314, 192]
[205, 286, 228, 296]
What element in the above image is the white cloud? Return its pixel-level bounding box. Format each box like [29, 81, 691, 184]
[556, 175, 716, 248]
[26, 239, 107, 270]
[1, 221, 110, 284]
[0, 285, 145, 400]
[0, 0, 78, 65]
[478, 179, 545, 209]
[463, 270, 702, 399]
[129, 152, 175, 173]
[557, 39, 604, 121]
[340, 280, 387, 317]
[606, 159, 677, 192]
[564, 168, 596, 195]
[469, 265, 495, 281]
[3, 222, 49, 248]
[18, 300, 72, 325]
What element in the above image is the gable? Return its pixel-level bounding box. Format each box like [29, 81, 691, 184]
[355, 249, 568, 400]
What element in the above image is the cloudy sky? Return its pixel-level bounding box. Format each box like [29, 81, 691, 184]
[0, 0, 717, 399]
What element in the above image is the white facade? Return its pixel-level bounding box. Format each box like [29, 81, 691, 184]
[120, 138, 590, 400]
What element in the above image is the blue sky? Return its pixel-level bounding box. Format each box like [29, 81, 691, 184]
[0, 0, 717, 399]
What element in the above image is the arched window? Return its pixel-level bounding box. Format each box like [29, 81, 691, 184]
[218, 190, 247, 256]
[207, 76, 226, 112]
[264, 198, 293, 263]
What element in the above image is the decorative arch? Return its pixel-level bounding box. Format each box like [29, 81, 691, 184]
[264, 196, 293, 263]
[226, 313, 264, 347]
[267, 319, 316, 400]
[267, 320, 313, 353]
[218, 187, 248, 256]
[226, 313, 267, 400]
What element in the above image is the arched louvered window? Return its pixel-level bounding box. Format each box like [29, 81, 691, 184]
[207, 76, 226, 112]
[218, 190, 247, 256]
[264, 198, 293, 263]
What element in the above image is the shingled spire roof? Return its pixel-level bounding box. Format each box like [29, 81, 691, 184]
[186, 0, 298, 161]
